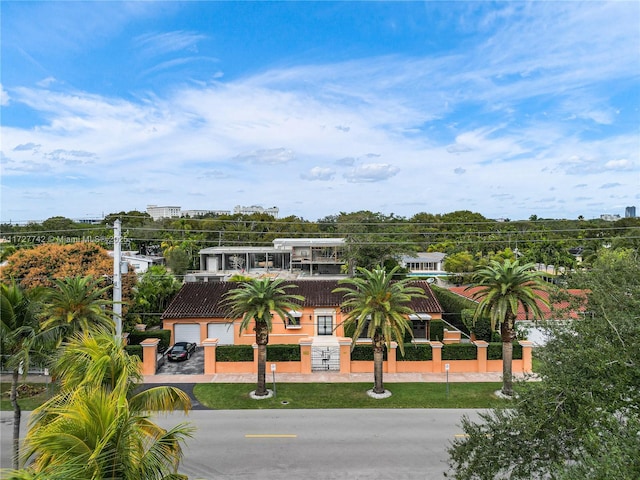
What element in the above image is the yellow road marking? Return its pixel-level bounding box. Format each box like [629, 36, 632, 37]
[245, 434, 298, 438]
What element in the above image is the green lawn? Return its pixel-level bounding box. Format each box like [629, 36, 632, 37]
[2, 381, 507, 411]
[1, 382, 57, 411]
[193, 382, 506, 409]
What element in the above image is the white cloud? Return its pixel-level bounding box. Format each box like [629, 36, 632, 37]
[233, 148, 296, 165]
[604, 159, 632, 170]
[301, 167, 335, 181]
[0, 84, 9, 106]
[344, 163, 400, 183]
[36, 76, 57, 87]
[134, 31, 208, 57]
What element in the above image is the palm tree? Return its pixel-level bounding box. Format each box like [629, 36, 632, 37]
[469, 259, 548, 396]
[0, 281, 45, 469]
[9, 331, 193, 479]
[334, 266, 426, 396]
[224, 278, 304, 397]
[40, 276, 114, 341]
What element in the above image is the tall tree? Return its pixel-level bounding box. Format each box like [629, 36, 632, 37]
[447, 249, 640, 479]
[224, 278, 304, 397]
[0, 242, 135, 313]
[0, 281, 45, 469]
[334, 266, 426, 396]
[468, 259, 548, 396]
[127, 265, 181, 329]
[8, 331, 193, 480]
[40, 276, 114, 342]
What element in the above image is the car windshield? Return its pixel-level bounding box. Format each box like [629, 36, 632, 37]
[172, 346, 185, 352]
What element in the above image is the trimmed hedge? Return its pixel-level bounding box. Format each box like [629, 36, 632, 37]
[124, 345, 142, 359]
[350, 344, 388, 361]
[462, 309, 495, 342]
[267, 344, 301, 361]
[432, 286, 475, 334]
[216, 345, 254, 362]
[127, 329, 171, 353]
[488, 342, 523, 360]
[430, 320, 445, 341]
[442, 343, 477, 360]
[398, 344, 433, 361]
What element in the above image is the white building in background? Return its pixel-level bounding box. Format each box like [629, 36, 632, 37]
[146, 205, 182, 221]
[182, 209, 231, 218]
[108, 251, 164, 274]
[600, 213, 621, 221]
[147, 204, 275, 220]
[233, 205, 279, 218]
[400, 252, 447, 275]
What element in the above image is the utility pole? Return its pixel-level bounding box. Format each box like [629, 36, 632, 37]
[113, 219, 122, 339]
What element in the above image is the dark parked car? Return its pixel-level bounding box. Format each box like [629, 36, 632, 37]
[167, 342, 196, 361]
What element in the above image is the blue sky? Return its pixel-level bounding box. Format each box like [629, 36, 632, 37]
[1, 1, 639, 223]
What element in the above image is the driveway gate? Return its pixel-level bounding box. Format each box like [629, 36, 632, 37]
[311, 345, 340, 371]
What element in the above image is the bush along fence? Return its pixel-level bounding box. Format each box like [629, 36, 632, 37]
[137, 338, 533, 376]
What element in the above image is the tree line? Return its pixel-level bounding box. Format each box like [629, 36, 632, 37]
[2, 209, 639, 275]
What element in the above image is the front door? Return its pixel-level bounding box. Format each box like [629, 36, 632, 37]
[317, 315, 333, 335]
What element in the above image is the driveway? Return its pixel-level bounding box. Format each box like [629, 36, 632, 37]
[157, 347, 204, 375]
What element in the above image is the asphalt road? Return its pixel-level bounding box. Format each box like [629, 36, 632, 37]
[1, 409, 480, 479]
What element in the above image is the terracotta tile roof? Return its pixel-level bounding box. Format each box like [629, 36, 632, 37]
[162, 280, 443, 319]
[447, 286, 588, 321]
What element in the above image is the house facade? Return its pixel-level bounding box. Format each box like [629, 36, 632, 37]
[161, 279, 443, 348]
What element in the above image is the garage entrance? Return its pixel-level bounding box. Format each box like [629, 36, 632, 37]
[174, 324, 201, 344]
[207, 323, 235, 345]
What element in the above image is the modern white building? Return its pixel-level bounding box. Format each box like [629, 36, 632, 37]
[233, 205, 279, 218]
[195, 238, 346, 280]
[146, 205, 182, 221]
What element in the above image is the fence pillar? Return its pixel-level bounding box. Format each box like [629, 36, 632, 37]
[299, 338, 313, 374]
[430, 341, 443, 373]
[474, 340, 489, 373]
[202, 338, 219, 375]
[387, 342, 398, 373]
[140, 338, 159, 376]
[339, 338, 352, 374]
[519, 340, 534, 373]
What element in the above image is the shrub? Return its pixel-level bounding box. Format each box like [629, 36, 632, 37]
[487, 342, 523, 360]
[398, 344, 432, 361]
[350, 344, 388, 361]
[432, 286, 476, 334]
[267, 344, 301, 361]
[216, 345, 254, 362]
[430, 320, 445, 341]
[127, 329, 171, 353]
[442, 343, 477, 360]
[462, 309, 494, 342]
[125, 345, 143, 359]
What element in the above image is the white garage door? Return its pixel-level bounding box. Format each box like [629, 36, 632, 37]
[207, 323, 235, 345]
[174, 324, 201, 345]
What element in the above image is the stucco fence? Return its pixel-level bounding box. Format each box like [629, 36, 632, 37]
[139, 338, 533, 376]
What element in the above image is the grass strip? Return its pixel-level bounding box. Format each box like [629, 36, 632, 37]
[0, 382, 58, 411]
[193, 382, 506, 409]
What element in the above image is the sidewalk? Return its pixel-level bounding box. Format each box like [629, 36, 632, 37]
[142, 371, 529, 384]
[4, 371, 534, 385]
